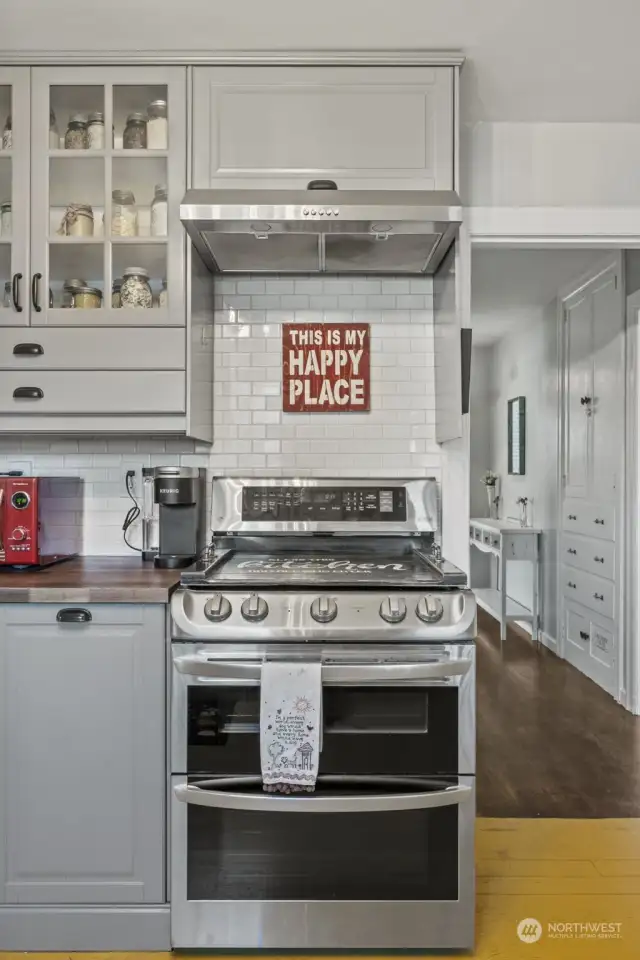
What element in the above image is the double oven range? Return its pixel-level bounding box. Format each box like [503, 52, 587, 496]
[170, 477, 476, 951]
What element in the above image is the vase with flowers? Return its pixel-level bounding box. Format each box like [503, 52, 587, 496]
[481, 471, 500, 519]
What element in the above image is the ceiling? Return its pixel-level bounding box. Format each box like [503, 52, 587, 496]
[6, 0, 640, 122]
[471, 249, 610, 345]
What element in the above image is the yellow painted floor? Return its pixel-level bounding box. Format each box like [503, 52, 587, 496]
[2, 819, 640, 959]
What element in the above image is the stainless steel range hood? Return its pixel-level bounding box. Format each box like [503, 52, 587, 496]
[180, 181, 462, 276]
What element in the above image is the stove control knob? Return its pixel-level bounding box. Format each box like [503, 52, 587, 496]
[241, 593, 269, 622]
[204, 594, 232, 623]
[379, 596, 407, 623]
[310, 595, 338, 623]
[416, 595, 444, 623]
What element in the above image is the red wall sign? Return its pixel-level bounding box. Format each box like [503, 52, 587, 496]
[282, 323, 370, 413]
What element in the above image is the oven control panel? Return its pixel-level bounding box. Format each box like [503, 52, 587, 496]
[241, 485, 407, 523]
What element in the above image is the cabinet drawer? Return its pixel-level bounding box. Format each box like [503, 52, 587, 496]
[565, 602, 616, 670]
[563, 499, 615, 541]
[2, 604, 147, 626]
[561, 564, 614, 619]
[0, 328, 185, 370]
[0, 371, 185, 414]
[563, 533, 615, 581]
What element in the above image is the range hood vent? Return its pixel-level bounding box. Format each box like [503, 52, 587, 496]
[180, 181, 462, 276]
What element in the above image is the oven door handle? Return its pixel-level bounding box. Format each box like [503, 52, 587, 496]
[173, 656, 472, 683]
[174, 776, 472, 813]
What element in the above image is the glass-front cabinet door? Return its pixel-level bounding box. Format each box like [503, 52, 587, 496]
[30, 67, 186, 326]
[0, 68, 30, 326]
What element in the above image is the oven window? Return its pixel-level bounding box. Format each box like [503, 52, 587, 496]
[185, 777, 459, 901]
[185, 685, 458, 775]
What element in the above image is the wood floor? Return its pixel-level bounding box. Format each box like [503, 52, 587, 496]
[476, 610, 640, 818]
[2, 819, 639, 958]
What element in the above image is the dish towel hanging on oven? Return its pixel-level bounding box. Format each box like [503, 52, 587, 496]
[260, 660, 322, 793]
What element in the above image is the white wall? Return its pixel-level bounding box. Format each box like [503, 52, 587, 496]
[0, 275, 441, 555]
[471, 299, 560, 640]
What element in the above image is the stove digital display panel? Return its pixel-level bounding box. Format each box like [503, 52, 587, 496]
[241, 485, 407, 522]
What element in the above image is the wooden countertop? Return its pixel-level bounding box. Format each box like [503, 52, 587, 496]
[0, 556, 182, 603]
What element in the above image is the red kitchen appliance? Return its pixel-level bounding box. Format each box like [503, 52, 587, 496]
[0, 476, 83, 567]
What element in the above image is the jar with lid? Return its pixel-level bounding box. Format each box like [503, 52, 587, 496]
[58, 203, 94, 237]
[3, 280, 11, 309]
[87, 111, 105, 150]
[123, 113, 147, 150]
[62, 278, 87, 308]
[121, 267, 153, 308]
[112, 277, 123, 308]
[147, 100, 168, 149]
[111, 189, 138, 237]
[2, 115, 11, 150]
[0, 200, 11, 237]
[150, 184, 168, 237]
[49, 109, 59, 149]
[158, 279, 168, 308]
[65, 114, 88, 150]
[72, 285, 102, 309]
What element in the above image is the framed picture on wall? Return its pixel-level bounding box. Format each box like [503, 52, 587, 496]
[508, 396, 526, 475]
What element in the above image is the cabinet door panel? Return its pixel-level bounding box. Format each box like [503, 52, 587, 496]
[0, 327, 185, 369]
[590, 270, 623, 500]
[0, 370, 185, 413]
[0, 603, 165, 904]
[563, 290, 591, 500]
[0, 68, 30, 327]
[193, 66, 454, 190]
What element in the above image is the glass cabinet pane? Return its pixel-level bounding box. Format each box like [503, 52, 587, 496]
[0, 85, 12, 313]
[50, 85, 105, 153]
[114, 84, 168, 151]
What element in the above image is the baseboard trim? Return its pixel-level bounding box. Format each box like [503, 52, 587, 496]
[0, 905, 170, 951]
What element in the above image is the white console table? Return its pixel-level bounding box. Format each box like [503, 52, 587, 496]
[469, 518, 541, 650]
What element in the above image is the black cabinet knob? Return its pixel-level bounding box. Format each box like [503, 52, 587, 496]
[13, 343, 44, 356]
[579, 630, 589, 641]
[13, 387, 44, 399]
[56, 608, 92, 623]
[31, 272, 42, 312]
[11, 273, 23, 312]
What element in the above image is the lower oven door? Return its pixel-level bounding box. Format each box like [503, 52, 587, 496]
[170, 772, 474, 949]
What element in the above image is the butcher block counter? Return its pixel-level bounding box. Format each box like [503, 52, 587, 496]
[0, 555, 181, 603]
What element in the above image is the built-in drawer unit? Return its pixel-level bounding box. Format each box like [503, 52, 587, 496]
[0, 329, 186, 370]
[561, 564, 614, 619]
[564, 601, 616, 671]
[563, 499, 615, 541]
[563, 533, 615, 581]
[0, 371, 186, 414]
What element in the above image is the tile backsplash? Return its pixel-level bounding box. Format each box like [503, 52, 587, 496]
[0, 276, 440, 555]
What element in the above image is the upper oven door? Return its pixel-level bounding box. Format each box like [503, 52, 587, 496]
[171, 644, 475, 776]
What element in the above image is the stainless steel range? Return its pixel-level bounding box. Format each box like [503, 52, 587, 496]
[170, 477, 476, 951]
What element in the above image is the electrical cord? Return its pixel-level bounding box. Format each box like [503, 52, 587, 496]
[122, 469, 142, 552]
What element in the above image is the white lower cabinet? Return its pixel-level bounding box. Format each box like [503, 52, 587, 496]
[564, 600, 617, 695]
[0, 603, 166, 906]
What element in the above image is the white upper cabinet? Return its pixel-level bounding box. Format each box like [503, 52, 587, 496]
[192, 66, 455, 191]
[0, 68, 30, 327]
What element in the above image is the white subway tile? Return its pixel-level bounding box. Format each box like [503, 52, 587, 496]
[237, 280, 266, 294]
[381, 280, 410, 294]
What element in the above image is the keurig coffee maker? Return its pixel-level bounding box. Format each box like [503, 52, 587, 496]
[141, 467, 206, 568]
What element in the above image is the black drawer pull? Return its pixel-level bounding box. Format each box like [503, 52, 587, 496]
[567, 581, 576, 589]
[579, 630, 589, 641]
[594, 518, 605, 525]
[13, 342, 44, 356]
[31, 272, 42, 312]
[11, 272, 23, 312]
[594, 592, 604, 602]
[568, 514, 577, 520]
[567, 548, 577, 555]
[56, 607, 92, 623]
[13, 387, 44, 399]
[594, 556, 605, 564]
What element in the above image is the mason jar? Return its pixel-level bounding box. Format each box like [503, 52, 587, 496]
[49, 109, 59, 149]
[150, 184, 168, 236]
[111, 189, 138, 237]
[3, 280, 11, 309]
[147, 99, 168, 149]
[123, 112, 147, 149]
[112, 277, 123, 308]
[62, 278, 87, 308]
[60, 203, 94, 237]
[158, 279, 168, 308]
[71, 285, 102, 309]
[2, 115, 11, 150]
[65, 114, 88, 150]
[120, 267, 153, 309]
[0, 200, 11, 236]
[87, 111, 105, 150]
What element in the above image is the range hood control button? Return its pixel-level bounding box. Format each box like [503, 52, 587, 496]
[204, 594, 232, 623]
[303, 208, 309, 215]
[310, 595, 338, 623]
[416, 596, 444, 623]
[241, 593, 269, 622]
[379, 596, 407, 623]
